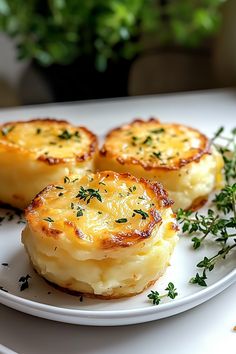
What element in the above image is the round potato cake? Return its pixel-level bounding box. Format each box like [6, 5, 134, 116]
[0, 118, 98, 209]
[22, 171, 178, 299]
[96, 118, 224, 210]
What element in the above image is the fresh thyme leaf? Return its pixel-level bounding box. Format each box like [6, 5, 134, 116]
[64, 176, 70, 183]
[58, 130, 81, 141]
[76, 187, 102, 204]
[152, 152, 162, 159]
[143, 135, 152, 145]
[189, 272, 207, 287]
[115, 218, 127, 223]
[55, 186, 64, 189]
[150, 128, 165, 134]
[1, 263, 8, 266]
[165, 282, 178, 299]
[147, 290, 161, 305]
[58, 130, 72, 140]
[76, 207, 83, 217]
[43, 217, 54, 222]
[1, 125, 15, 136]
[74, 131, 81, 140]
[128, 186, 136, 193]
[36, 128, 41, 135]
[147, 282, 178, 305]
[133, 209, 149, 219]
[19, 274, 31, 291]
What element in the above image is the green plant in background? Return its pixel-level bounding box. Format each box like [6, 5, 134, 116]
[0, 0, 226, 71]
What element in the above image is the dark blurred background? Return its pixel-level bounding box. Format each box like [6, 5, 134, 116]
[0, 0, 235, 107]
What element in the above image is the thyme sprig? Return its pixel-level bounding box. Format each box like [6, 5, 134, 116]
[147, 282, 178, 305]
[190, 243, 236, 286]
[176, 208, 234, 249]
[213, 183, 236, 215]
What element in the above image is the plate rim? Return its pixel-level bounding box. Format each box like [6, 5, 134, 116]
[0, 268, 235, 320]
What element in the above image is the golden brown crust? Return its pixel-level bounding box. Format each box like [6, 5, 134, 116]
[0, 118, 98, 165]
[187, 196, 208, 211]
[99, 118, 210, 171]
[25, 171, 175, 250]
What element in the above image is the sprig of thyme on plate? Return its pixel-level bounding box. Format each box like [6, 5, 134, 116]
[147, 282, 178, 305]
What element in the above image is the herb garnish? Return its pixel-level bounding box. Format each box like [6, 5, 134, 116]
[76, 207, 84, 217]
[0, 209, 25, 226]
[213, 183, 236, 214]
[133, 209, 149, 220]
[143, 136, 152, 145]
[147, 282, 178, 305]
[19, 274, 31, 291]
[58, 130, 72, 140]
[115, 218, 128, 223]
[76, 187, 102, 204]
[43, 217, 54, 222]
[1, 125, 14, 136]
[128, 186, 136, 193]
[36, 128, 41, 135]
[64, 176, 70, 184]
[152, 152, 162, 159]
[150, 128, 165, 134]
[58, 130, 81, 141]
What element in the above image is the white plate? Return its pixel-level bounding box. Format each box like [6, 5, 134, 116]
[0, 113, 236, 326]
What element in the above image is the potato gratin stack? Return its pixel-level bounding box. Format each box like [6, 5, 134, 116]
[97, 118, 224, 210]
[0, 119, 97, 209]
[22, 171, 178, 298]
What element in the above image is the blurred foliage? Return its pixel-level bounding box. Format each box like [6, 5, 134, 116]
[0, 0, 226, 71]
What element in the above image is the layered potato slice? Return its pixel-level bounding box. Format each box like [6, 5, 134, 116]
[22, 171, 178, 299]
[96, 119, 224, 211]
[0, 118, 98, 209]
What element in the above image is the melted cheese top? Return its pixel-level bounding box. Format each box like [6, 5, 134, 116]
[0, 119, 96, 160]
[102, 119, 209, 170]
[26, 171, 172, 249]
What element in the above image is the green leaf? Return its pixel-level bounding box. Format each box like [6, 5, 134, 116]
[115, 218, 128, 223]
[189, 273, 207, 287]
[192, 237, 201, 249]
[133, 209, 149, 220]
[147, 290, 161, 305]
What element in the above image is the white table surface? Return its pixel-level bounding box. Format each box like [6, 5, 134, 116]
[0, 88, 235, 354]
